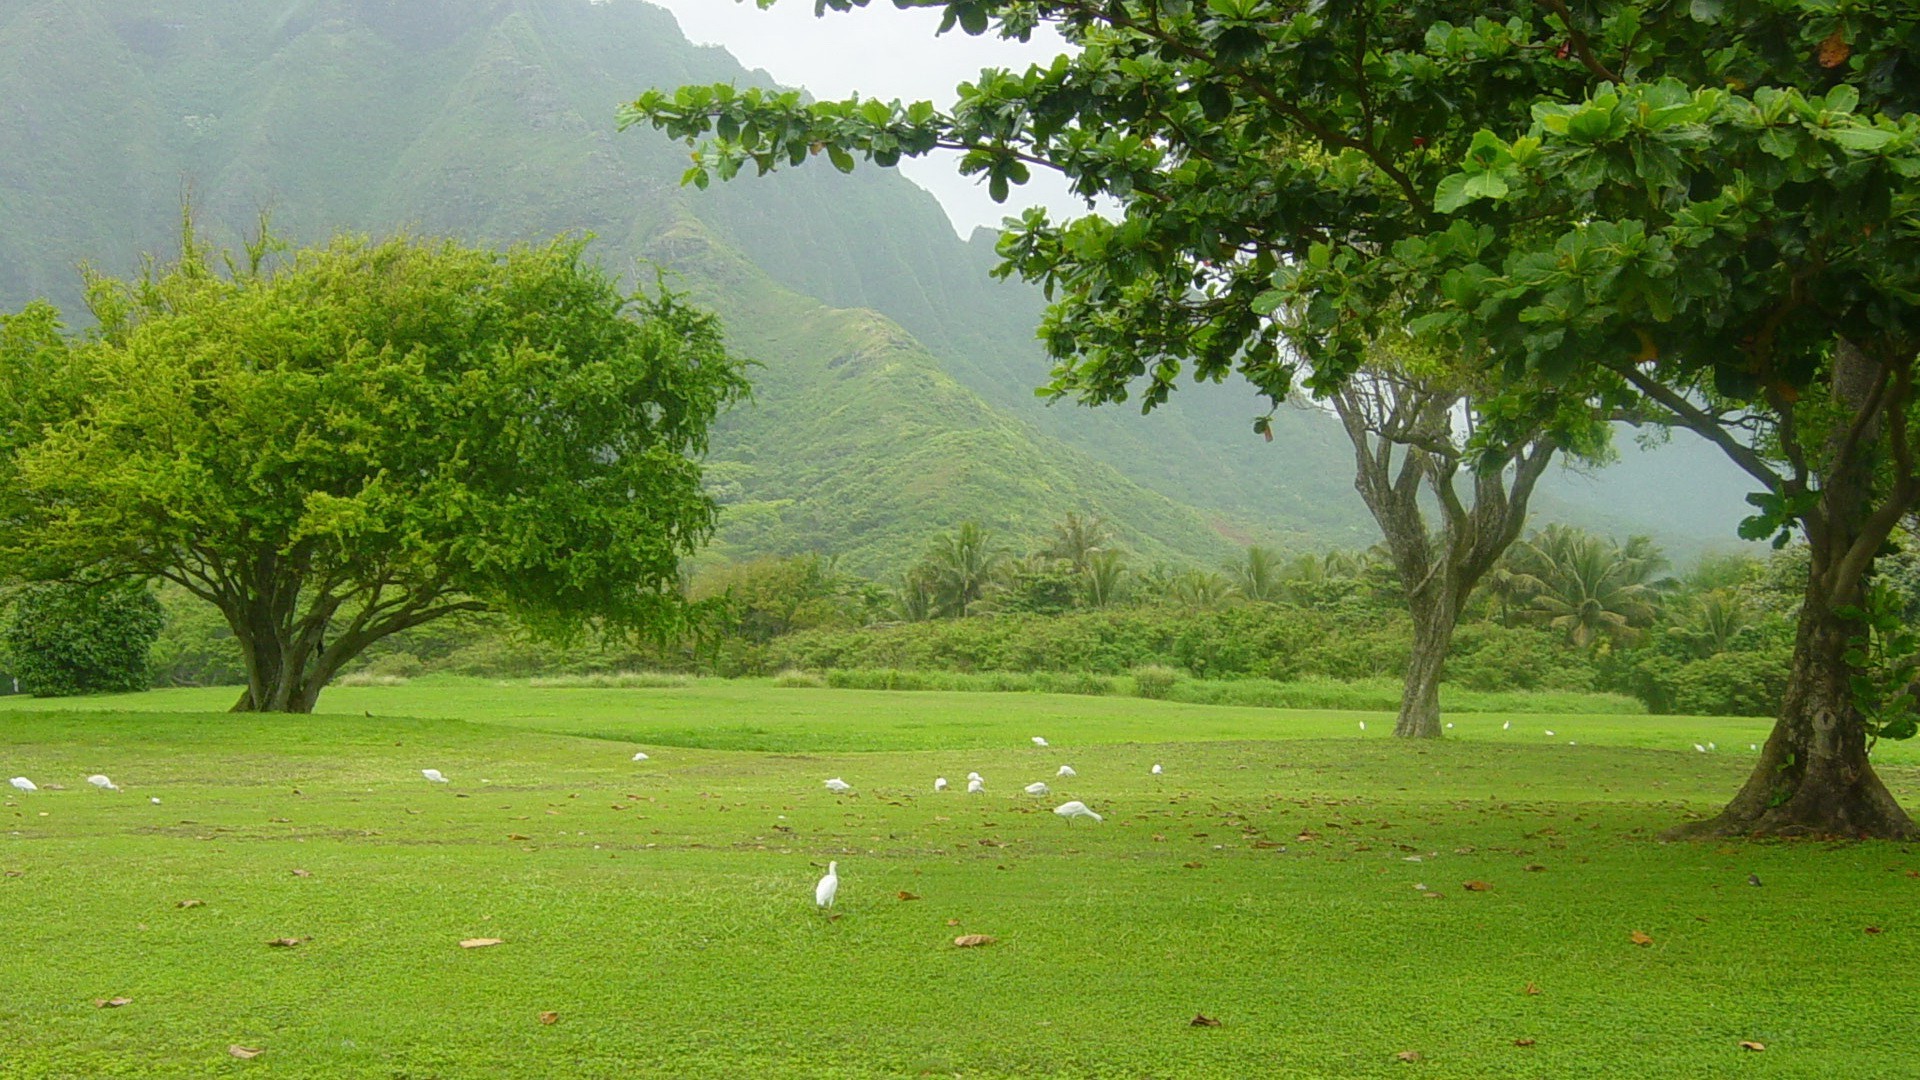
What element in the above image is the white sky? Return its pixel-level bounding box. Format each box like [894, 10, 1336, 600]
[645, 0, 1089, 237]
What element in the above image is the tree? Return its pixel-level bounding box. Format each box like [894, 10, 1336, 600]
[0, 581, 164, 696]
[1040, 511, 1111, 574]
[916, 522, 1009, 617]
[1225, 545, 1287, 603]
[628, 1, 1920, 836]
[0, 231, 748, 713]
[1507, 527, 1665, 649]
[1082, 547, 1130, 607]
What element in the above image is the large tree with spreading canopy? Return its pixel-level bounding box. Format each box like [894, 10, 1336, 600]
[0, 231, 748, 713]
[628, 0, 1920, 837]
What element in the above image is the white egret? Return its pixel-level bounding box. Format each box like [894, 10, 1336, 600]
[824, 778, 852, 793]
[632, 752, 650, 762]
[1053, 800, 1103, 824]
[421, 769, 448, 783]
[934, 777, 948, 792]
[815, 861, 839, 909]
[1694, 744, 1708, 753]
[87, 775, 119, 791]
[1150, 763, 1163, 775]
[966, 772, 982, 782]
[1502, 721, 1511, 730]
[149, 797, 161, 804]
[1024, 782, 1050, 796]
[967, 778, 985, 794]
[1544, 730, 1556, 737]
[10, 777, 36, 793]
[1358, 721, 1366, 733]
[1750, 744, 1758, 751]
[1032, 736, 1049, 747]
[1057, 765, 1076, 777]
[1707, 742, 1716, 751]
[1445, 722, 1454, 729]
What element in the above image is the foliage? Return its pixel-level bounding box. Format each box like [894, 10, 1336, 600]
[0, 230, 748, 712]
[0, 581, 164, 696]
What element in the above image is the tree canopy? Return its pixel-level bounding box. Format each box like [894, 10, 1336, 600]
[0, 231, 749, 712]
[629, 0, 1920, 836]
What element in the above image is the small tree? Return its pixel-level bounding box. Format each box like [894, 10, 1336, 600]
[0, 582, 164, 696]
[0, 231, 748, 712]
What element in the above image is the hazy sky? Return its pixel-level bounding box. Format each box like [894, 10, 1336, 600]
[646, 0, 1088, 237]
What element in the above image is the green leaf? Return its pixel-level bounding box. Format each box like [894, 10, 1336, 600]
[827, 145, 857, 173]
[1250, 289, 1286, 316]
[1827, 125, 1895, 152]
[1433, 173, 1473, 213]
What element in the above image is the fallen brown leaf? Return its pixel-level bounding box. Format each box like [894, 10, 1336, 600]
[1395, 1050, 1423, 1062]
[539, 1011, 559, 1025]
[1739, 1040, 1766, 1052]
[953, 934, 997, 948]
[1182, 861, 1204, 869]
[1513, 1038, 1536, 1047]
[289, 869, 311, 878]
[897, 891, 921, 901]
[946, 918, 961, 926]
[176, 899, 205, 909]
[1463, 880, 1491, 892]
[1865, 925, 1884, 935]
[507, 834, 529, 841]
[1523, 864, 1546, 872]
[1523, 982, 1541, 996]
[229, 1045, 262, 1059]
[460, 938, 504, 949]
[266, 937, 302, 948]
[93, 997, 132, 1008]
[1629, 930, 1654, 946]
[1190, 1013, 1222, 1027]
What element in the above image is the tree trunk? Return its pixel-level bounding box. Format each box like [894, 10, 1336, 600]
[1671, 577, 1918, 840]
[1395, 597, 1456, 738]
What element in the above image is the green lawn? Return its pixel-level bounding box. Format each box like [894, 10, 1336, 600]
[1, 681, 1915, 1077]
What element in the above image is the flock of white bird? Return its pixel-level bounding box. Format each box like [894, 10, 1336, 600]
[5, 721, 1765, 914]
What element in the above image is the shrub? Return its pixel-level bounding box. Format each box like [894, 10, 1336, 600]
[0, 581, 165, 696]
[772, 669, 825, 688]
[1131, 664, 1181, 699]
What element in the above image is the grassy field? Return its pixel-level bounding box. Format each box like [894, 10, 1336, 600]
[1, 681, 1916, 1078]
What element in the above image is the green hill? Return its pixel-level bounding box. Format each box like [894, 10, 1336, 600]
[0, 0, 1757, 571]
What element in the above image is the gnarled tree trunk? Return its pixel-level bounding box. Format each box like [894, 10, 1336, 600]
[1396, 593, 1459, 738]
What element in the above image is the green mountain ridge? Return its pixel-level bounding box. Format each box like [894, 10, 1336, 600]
[0, 0, 1758, 573]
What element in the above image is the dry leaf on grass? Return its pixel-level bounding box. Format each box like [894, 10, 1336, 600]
[1394, 1050, 1423, 1062]
[1190, 1013, 1222, 1028]
[1523, 864, 1546, 872]
[953, 934, 997, 948]
[507, 834, 529, 841]
[1513, 1038, 1536, 1047]
[1523, 982, 1541, 996]
[946, 918, 961, 926]
[539, 1011, 559, 1025]
[1462, 881, 1491, 892]
[460, 938, 504, 949]
[1629, 931, 1654, 946]
[289, 869, 311, 878]
[176, 899, 205, 909]
[266, 938, 303, 948]
[897, 891, 921, 901]
[1865, 926, 1884, 935]
[1739, 1040, 1766, 1052]
[229, 1045, 262, 1059]
[93, 997, 132, 1008]
[1182, 861, 1205, 869]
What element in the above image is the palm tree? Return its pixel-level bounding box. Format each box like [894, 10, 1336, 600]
[1083, 548, 1129, 607]
[1041, 512, 1112, 575]
[1674, 588, 1753, 657]
[1226, 546, 1287, 602]
[1511, 526, 1664, 648]
[1169, 568, 1234, 610]
[919, 521, 1008, 618]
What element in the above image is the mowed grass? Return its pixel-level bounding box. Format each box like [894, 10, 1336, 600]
[0, 684, 1917, 1077]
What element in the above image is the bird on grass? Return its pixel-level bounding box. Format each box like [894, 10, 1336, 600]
[967, 777, 985, 794]
[824, 778, 852, 793]
[1057, 765, 1076, 777]
[421, 769, 448, 783]
[934, 777, 948, 792]
[86, 775, 118, 791]
[632, 752, 650, 762]
[10, 777, 37, 793]
[966, 771, 983, 783]
[1544, 730, 1556, 737]
[1748, 873, 1763, 887]
[1694, 744, 1708, 753]
[1032, 736, 1049, 747]
[1502, 720, 1511, 730]
[1053, 801, 1102, 824]
[1025, 782, 1050, 796]
[1150, 763, 1163, 775]
[815, 861, 839, 909]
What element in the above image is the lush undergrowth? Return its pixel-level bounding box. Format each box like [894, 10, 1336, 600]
[1, 684, 1916, 1077]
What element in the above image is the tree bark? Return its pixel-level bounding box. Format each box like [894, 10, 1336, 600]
[1396, 596, 1457, 738]
[1670, 577, 1918, 839]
